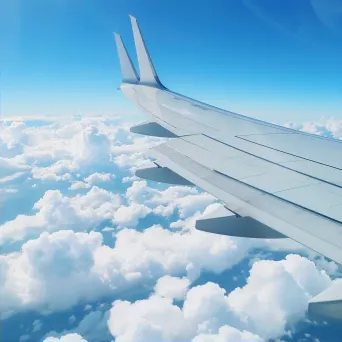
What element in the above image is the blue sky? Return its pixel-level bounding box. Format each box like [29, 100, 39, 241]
[2, 0, 342, 122]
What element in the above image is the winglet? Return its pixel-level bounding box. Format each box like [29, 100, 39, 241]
[114, 33, 139, 84]
[129, 15, 165, 88]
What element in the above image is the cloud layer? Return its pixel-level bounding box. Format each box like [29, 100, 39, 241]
[1, 116, 342, 342]
[108, 255, 332, 341]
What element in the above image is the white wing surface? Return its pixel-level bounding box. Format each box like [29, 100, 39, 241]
[114, 16, 342, 319]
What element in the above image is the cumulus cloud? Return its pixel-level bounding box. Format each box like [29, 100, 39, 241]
[43, 333, 88, 342]
[69, 173, 114, 190]
[84, 172, 114, 184]
[0, 121, 26, 158]
[154, 275, 190, 300]
[0, 117, 159, 187]
[113, 202, 152, 227]
[108, 255, 334, 341]
[227, 254, 332, 338]
[193, 326, 264, 342]
[0, 186, 121, 249]
[69, 181, 91, 190]
[284, 118, 342, 139]
[0, 222, 253, 319]
[125, 180, 216, 219]
[2, 116, 342, 342]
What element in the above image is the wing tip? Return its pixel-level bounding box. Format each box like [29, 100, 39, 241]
[114, 30, 139, 84]
[127, 14, 165, 89]
[129, 14, 137, 22]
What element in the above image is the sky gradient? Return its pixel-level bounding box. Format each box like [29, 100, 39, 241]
[1, 0, 342, 122]
[2, 3, 342, 340]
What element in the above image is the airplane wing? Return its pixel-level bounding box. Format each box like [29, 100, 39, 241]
[114, 16, 342, 319]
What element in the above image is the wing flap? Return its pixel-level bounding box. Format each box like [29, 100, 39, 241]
[150, 140, 342, 264]
[196, 205, 285, 239]
[159, 135, 342, 222]
[309, 280, 342, 320]
[135, 165, 193, 186]
[130, 122, 178, 138]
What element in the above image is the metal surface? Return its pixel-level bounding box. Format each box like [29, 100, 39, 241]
[114, 15, 342, 320]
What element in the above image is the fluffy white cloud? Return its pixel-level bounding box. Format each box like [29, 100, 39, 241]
[111, 135, 161, 155]
[0, 221, 253, 319]
[111, 133, 160, 172]
[43, 333, 88, 342]
[284, 118, 342, 139]
[192, 326, 264, 342]
[0, 186, 121, 249]
[0, 231, 104, 318]
[2, 116, 342, 342]
[108, 295, 190, 342]
[113, 152, 155, 171]
[69, 181, 91, 190]
[108, 255, 334, 342]
[113, 203, 152, 227]
[0, 117, 159, 186]
[69, 173, 114, 190]
[0, 121, 26, 158]
[154, 276, 190, 300]
[84, 172, 114, 184]
[125, 180, 217, 219]
[227, 254, 332, 338]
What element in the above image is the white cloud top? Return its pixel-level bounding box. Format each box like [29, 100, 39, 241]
[1, 116, 342, 342]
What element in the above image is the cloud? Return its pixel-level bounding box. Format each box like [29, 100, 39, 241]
[0, 117, 158, 187]
[108, 255, 334, 341]
[32, 319, 43, 332]
[125, 180, 216, 219]
[154, 275, 190, 300]
[0, 156, 30, 179]
[227, 254, 332, 338]
[284, 118, 342, 139]
[69, 173, 114, 190]
[193, 326, 264, 342]
[46, 310, 111, 342]
[108, 295, 190, 342]
[0, 186, 121, 249]
[84, 172, 114, 184]
[0, 121, 26, 158]
[43, 333, 88, 342]
[0, 221, 253, 319]
[113, 202, 152, 227]
[72, 310, 111, 342]
[69, 181, 91, 190]
[2, 116, 342, 342]
[0, 231, 104, 318]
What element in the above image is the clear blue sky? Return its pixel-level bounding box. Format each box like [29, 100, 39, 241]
[1, 0, 342, 122]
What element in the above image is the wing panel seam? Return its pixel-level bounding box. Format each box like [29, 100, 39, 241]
[213, 169, 342, 225]
[153, 144, 342, 260]
[200, 134, 342, 189]
[237, 135, 342, 171]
